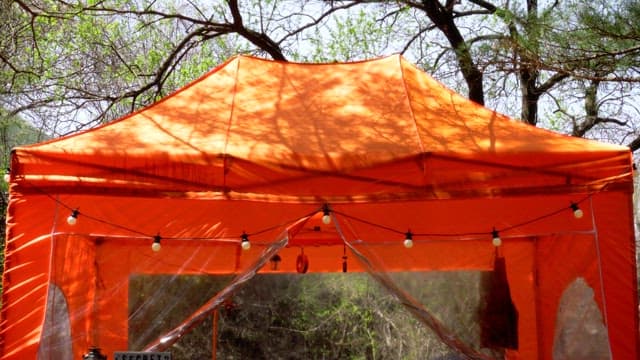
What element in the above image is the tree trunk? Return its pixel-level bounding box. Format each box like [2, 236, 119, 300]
[420, 0, 485, 105]
[519, 68, 540, 125]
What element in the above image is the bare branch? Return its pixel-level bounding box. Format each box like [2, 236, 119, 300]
[467, 34, 507, 46]
[467, 0, 498, 12]
[413, 0, 485, 104]
[453, 9, 496, 17]
[228, 0, 285, 60]
[400, 25, 435, 55]
[536, 72, 569, 94]
[628, 135, 640, 152]
[277, 2, 362, 45]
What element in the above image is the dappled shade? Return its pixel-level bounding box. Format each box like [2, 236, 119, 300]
[1, 55, 637, 360]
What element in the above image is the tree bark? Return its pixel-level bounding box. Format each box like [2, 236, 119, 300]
[420, 1, 485, 105]
[228, 0, 286, 61]
[519, 68, 540, 125]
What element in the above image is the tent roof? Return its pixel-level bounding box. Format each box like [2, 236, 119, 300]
[12, 55, 632, 200]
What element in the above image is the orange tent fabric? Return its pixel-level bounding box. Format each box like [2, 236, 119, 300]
[2, 55, 637, 359]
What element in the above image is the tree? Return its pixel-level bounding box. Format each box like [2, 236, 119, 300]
[3, 1, 639, 152]
[405, 0, 491, 106]
[129, 272, 492, 359]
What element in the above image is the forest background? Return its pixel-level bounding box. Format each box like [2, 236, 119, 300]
[1, 1, 639, 358]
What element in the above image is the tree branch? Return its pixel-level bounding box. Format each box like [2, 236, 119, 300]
[628, 135, 640, 152]
[277, 1, 361, 45]
[416, 0, 485, 104]
[467, 0, 498, 12]
[228, 0, 285, 60]
[536, 72, 569, 94]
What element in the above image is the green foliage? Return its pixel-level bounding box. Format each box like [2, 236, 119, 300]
[128, 274, 233, 357]
[0, 113, 43, 168]
[2, 0, 249, 127]
[292, 7, 395, 63]
[129, 271, 492, 359]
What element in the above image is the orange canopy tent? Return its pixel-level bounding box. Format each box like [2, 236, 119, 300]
[1, 55, 637, 359]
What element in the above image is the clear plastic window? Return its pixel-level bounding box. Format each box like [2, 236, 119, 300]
[553, 277, 610, 359]
[38, 284, 73, 359]
[128, 272, 495, 359]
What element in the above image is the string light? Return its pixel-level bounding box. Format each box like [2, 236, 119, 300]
[492, 228, 502, 247]
[82, 347, 107, 360]
[404, 230, 414, 248]
[322, 204, 331, 225]
[241, 232, 251, 250]
[67, 209, 79, 225]
[28, 179, 598, 250]
[3, 168, 9, 183]
[151, 234, 161, 252]
[570, 202, 584, 219]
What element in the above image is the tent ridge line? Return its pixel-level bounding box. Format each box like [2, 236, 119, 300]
[398, 56, 428, 184]
[221, 55, 242, 194]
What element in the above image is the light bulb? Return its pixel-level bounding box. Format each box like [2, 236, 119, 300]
[492, 236, 502, 247]
[152, 235, 161, 252]
[404, 231, 413, 248]
[322, 204, 331, 225]
[67, 209, 79, 225]
[492, 228, 501, 247]
[321, 204, 331, 224]
[151, 242, 161, 252]
[241, 233, 251, 250]
[571, 203, 584, 219]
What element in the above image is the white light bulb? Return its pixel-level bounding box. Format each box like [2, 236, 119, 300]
[151, 242, 161, 252]
[404, 238, 414, 248]
[241, 240, 251, 250]
[573, 208, 584, 219]
[67, 215, 77, 225]
[570, 203, 584, 219]
[322, 214, 331, 225]
[492, 236, 502, 247]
